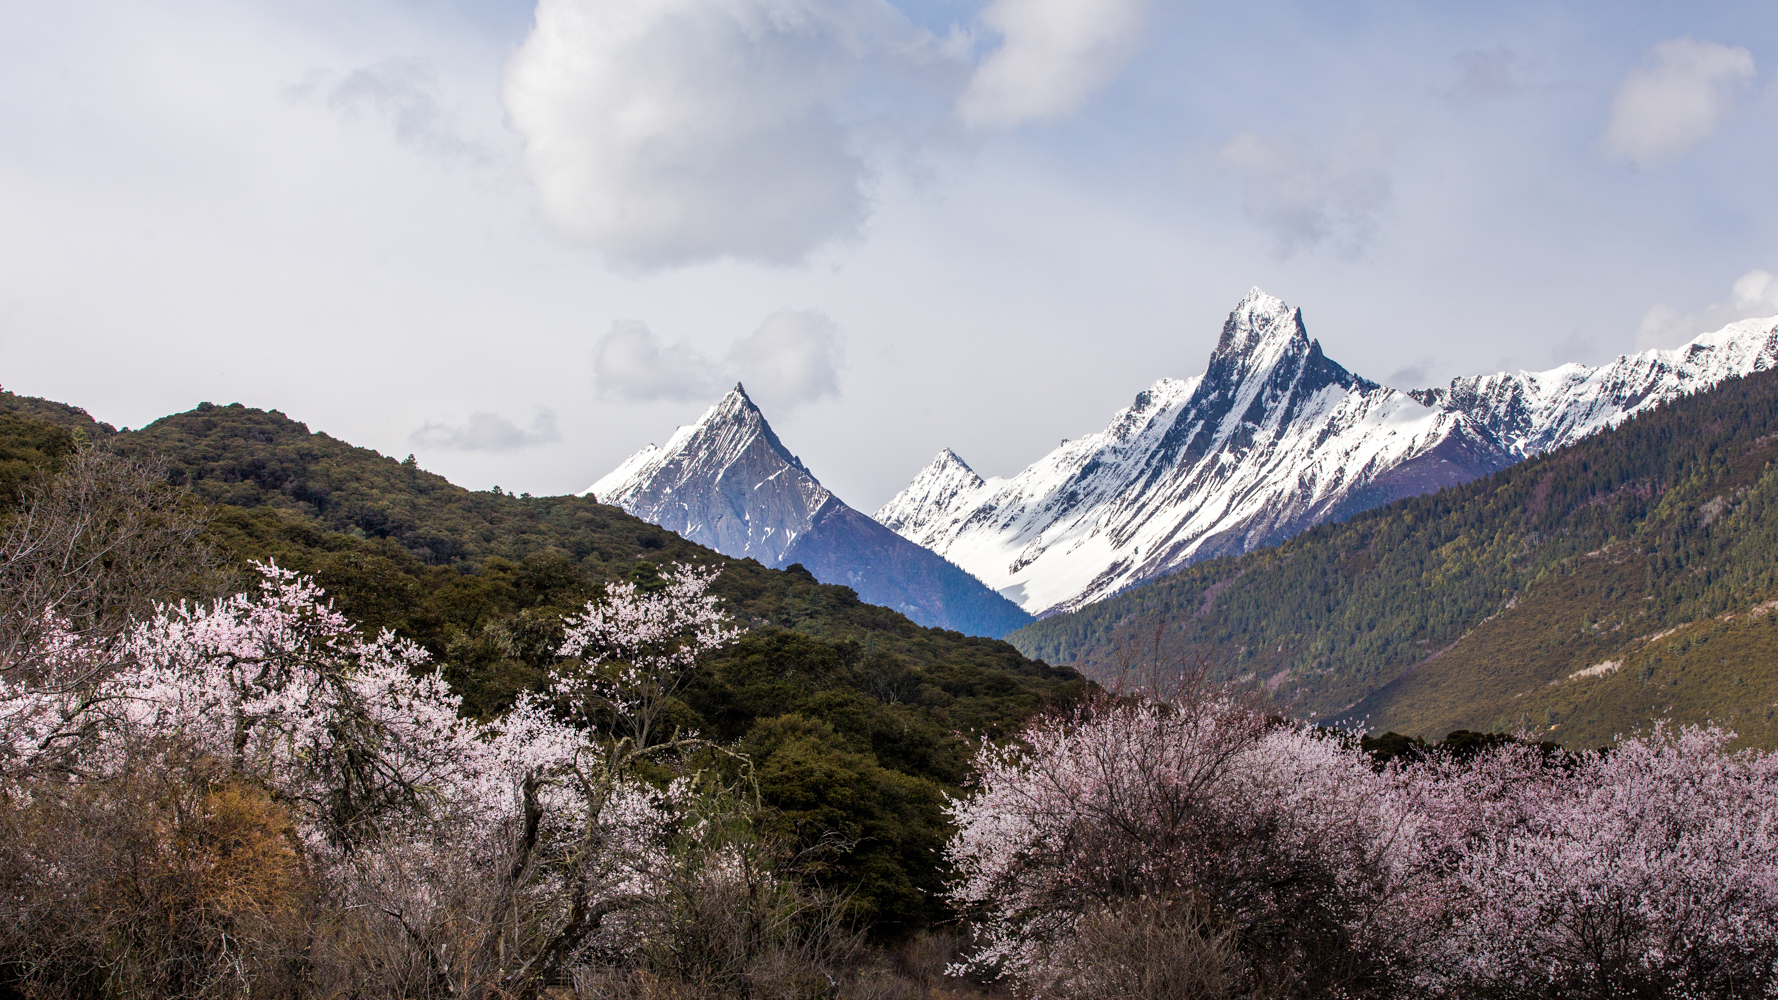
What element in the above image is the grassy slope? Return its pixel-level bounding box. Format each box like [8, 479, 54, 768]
[1008, 369, 1778, 748]
[0, 394, 1084, 930]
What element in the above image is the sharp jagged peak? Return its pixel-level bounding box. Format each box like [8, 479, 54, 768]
[932, 448, 976, 474]
[906, 448, 983, 492]
[646, 381, 813, 478]
[704, 381, 764, 423]
[727, 383, 813, 474]
[873, 447, 987, 525]
[586, 380, 820, 503]
[928, 449, 985, 490]
[1212, 287, 1308, 362]
[1196, 287, 1369, 399]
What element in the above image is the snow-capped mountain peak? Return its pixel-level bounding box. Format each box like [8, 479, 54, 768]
[874, 290, 1502, 615]
[584, 382, 830, 565]
[876, 295, 1778, 618]
[875, 448, 989, 540]
[1213, 287, 1304, 358]
[1417, 315, 1778, 457]
[584, 385, 1034, 638]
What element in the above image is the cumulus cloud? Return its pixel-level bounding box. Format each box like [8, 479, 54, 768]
[594, 320, 725, 402]
[728, 308, 844, 408]
[1220, 131, 1392, 257]
[957, 0, 1152, 127]
[498, 0, 1160, 265]
[292, 59, 486, 161]
[410, 410, 559, 452]
[1603, 37, 1756, 164]
[593, 310, 846, 409]
[503, 0, 949, 270]
[1636, 269, 1778, 351]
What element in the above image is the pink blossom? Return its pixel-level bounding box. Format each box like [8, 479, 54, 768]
[554, 563, 741, 747]
[948, 695, 1778, 997]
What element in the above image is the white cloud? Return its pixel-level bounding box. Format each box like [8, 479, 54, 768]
[729, 308, 844, 408]
[292, 59, 487, 162]
[1636, 269, 1778, 350]
[1603, 37, 1756, 164]
[593, 320, 724, 402]
[503, 0, 948, 270]
[1547, 329, 1601, 367]
[593, 309, 846, 409]
[410, 410, 560, 451]
[1220, 131, 1391, 257]
[498, 0, 1157, 265]
[957, 0, 1151, 127]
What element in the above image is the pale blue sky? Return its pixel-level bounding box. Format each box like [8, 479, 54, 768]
[1, 0, 1773, 509]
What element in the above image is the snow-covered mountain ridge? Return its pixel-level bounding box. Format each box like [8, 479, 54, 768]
[875, 290, 1778, 617]
[1414, 315, 1778, 456]
[585, 385, 1033, 639]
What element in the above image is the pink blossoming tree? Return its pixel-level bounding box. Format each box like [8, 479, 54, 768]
[0, 560, 745, 1000]
[1404, 724, 1778, 998]
[554, 564, 742, 748]
[947, 693, 1778, 1000]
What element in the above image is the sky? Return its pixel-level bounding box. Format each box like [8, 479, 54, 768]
[1, 0, 1775, 511]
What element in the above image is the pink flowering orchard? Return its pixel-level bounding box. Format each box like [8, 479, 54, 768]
[945, 695, 1778, 999]
[8, 553, 1778, 998]
[1404, 725, 1778, 997]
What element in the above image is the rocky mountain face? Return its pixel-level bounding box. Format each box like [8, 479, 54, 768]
[587, 385, 1033, 639]
[875, 290, 1512, 616]
[875, 290, 1778, 618]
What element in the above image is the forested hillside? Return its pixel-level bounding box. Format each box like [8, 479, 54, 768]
[0, 393, 1083, 930]
[1009, 368, 1778, 749]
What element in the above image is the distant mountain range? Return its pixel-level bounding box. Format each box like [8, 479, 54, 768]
[1005, 362, 1778, 750]
[1413, 315, 1778, 455]
[874, 289, 1778, 616]
[586, 385, 1033, 639]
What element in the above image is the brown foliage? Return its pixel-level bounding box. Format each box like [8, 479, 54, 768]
[0, 752, 312, 999]
[1025, 899, 1247, 1000]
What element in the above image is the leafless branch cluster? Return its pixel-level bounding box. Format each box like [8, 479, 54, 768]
[0, 445, 218, 674]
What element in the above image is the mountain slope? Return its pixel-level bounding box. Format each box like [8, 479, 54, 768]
[588, 385, 1032, 639]
[875, 289, 1514, 616]
[0, 390, 1081, 928]
[1006, 366, 1778, 749]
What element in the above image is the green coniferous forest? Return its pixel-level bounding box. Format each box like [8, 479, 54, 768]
[0, 392, 1083, 932]
[1009, 368, 1778, 749]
